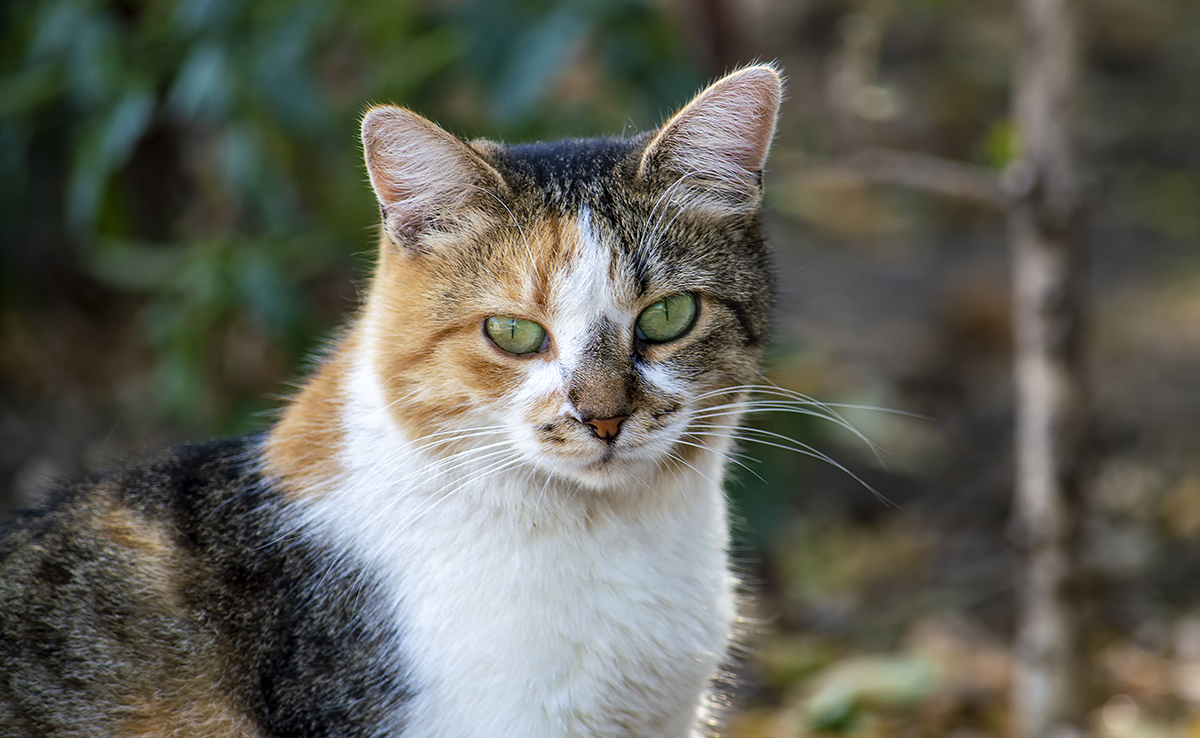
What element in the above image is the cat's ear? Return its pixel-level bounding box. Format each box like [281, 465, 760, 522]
[639, 64, 782, 215]
[362, 106, 506, 250]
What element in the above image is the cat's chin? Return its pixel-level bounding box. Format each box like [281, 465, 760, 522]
[523, 443, 680, 493]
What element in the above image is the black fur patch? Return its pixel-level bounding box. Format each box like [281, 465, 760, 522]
[0, 437, 412, 737]
[491, 137, 644, 213]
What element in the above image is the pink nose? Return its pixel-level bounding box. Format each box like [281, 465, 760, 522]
[585, 416, 628, 443]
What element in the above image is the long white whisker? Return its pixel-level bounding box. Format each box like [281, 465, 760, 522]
[662, 449, 719, 489]
[696, 384, 928, 419]
[688, 426, 895, 508]
[693, 401, 884, 460]
[672, 437, 766, 484]
[465, 183, 542, 283]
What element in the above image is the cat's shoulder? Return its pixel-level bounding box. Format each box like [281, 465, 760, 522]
[0, 435, 272, 578]
[0, 435, 408, 736]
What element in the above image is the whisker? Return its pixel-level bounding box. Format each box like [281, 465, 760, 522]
[692, 401, 884, 461]
[673, 437, 766, 484]
[662, 449, 719, 489]
[697, 384, 929, 419]
[688, 426, 896, 508]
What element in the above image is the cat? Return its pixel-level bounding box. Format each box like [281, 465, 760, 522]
[0, 64, 782, 738]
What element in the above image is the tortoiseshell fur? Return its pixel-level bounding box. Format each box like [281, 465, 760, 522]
[1, 65, 783, 738]
[1, 439, 408, 737]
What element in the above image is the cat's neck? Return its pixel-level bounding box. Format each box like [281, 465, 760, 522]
[263, 324, 358, 498]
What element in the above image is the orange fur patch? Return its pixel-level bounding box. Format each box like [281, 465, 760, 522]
[88, 498, 264, 736]
[120, 692, 263, 738]
[367, 215, 583, 451]
[96, 503, 172, 558]
[264, 333, 354, 499]
[262, 213, 582, 496]
[94, 494, 187, 611]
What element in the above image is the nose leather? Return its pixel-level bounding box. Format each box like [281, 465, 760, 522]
[584, 416, 628, 443]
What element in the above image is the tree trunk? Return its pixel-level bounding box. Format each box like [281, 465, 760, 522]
[1008, 0, 1090, 737]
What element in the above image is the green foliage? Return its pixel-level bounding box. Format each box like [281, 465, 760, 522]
[0, 0, 700, 432]
[980, 118, 1019, 170]
[802, 655, 942, 733]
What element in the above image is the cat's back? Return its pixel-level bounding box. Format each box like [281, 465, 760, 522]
[0, 438, 408, 738]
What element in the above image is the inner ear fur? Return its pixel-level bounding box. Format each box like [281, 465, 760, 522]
[639, 64, 783, 215]
[361, 105, 508, 250]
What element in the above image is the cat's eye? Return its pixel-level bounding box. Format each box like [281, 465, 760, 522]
[636, 294, 698, 343]
[485, 315, 548, 355]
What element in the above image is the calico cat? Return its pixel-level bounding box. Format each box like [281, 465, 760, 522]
[0, 64, 782, 737]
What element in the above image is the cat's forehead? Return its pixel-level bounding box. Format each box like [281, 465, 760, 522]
[448, 138, 648, 303]
[470, 206, 639, 315]
[482, 136, 646, 212]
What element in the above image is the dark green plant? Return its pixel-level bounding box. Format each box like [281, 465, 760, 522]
[0, 0, 700, 431]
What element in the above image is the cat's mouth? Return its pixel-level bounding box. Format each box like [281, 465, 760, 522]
[587, 445, 621, 467]
[522, 410, 694, 488]
[567, 436, 634, 468]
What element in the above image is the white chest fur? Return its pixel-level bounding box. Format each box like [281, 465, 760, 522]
[293, 358, 737, 738]
[391, 478, 730, 738]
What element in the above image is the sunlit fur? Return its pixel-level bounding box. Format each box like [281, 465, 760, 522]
[264, 65, 784, 737]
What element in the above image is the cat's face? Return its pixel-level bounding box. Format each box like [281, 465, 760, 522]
[359, 66, 781, 491]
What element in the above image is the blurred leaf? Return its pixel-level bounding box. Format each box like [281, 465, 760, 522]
[235, 248, 301, 338]
[252, 1, 330, 135]
[27, 0, 90, 61]
[0, 64, 62, 119]
[63, 7, 122, 106]
[981, 118, 1018, 170]
[803, 655, 942, 732]
[490, 3, 590, 123]
[89, 240, 189, 291]
[218, 125, 265, 202]
[67, 87, 155, 231]
[759, 634, 841, 689]
[371, 27, 462, 99]
[171, 0, 238, 35]
[168, 42, 232, 121]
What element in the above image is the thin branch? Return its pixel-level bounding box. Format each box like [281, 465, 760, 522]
[830, 147, 1006, 207]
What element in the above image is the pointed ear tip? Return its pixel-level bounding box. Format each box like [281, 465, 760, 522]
[729, 65, 784, 98]
[361, 105, 420, 138]
[739, 63, 783, 80]
[361, 106, 389, 141]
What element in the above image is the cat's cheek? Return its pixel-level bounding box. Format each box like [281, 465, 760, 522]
[498, 362, 579, 460]
[505, 362, 565, 417]
[634, 361, 688, 397]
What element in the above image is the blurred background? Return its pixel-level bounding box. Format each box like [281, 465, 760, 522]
[2, 0, 1199, 735]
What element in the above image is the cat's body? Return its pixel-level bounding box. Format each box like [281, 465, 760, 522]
[0, 66, 782, 737]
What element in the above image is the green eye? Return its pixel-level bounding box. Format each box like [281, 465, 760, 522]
[636, 293, 697, 343]
[485, 315, 548, 355]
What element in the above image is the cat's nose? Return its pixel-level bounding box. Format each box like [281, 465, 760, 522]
[584, 415, 629, 443]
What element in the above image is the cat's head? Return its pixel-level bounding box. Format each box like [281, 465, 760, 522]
[357, 65, 781, 491]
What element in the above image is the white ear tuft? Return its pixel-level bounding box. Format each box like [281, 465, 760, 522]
[640, 64, 783, 214]
[361, 106, 504, 249]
